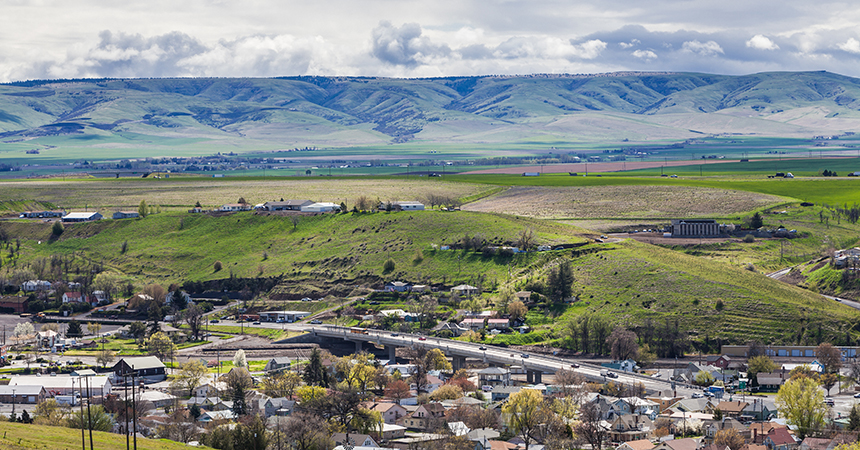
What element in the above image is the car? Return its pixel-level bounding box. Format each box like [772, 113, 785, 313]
[301, 297, 312, 302]
[479, 346, 487, 351]
[691, 393, 704, 399]
[704, 391, 714, 397]
[391, 333, 400, 337]
[854, 393, 860, 399]
[252, 321, 260, 325]
[651, 373, 661, 378]
[210, 319, 220, 323]
[607, 372, 618, 378]
[570, 363, 580, 368]
[309, 319, 322, 324]
[521, 353, 529, 358]
[418, 337, 427, 341]
[825, 397, 835, 406]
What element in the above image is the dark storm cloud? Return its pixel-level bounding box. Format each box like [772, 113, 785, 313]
[371, 21, 451, 67]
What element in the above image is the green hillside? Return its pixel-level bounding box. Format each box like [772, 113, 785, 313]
[0, 421, 210, 450]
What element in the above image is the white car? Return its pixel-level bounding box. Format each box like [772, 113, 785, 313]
[691, 393, 704, 399]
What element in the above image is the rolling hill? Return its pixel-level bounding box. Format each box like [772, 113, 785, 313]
[2, 71, 860, 154]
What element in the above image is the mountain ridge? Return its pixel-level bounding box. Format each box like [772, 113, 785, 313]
[1, 71, 859, 147]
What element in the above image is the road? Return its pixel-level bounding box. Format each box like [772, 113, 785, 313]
[311, 325, 699, 397]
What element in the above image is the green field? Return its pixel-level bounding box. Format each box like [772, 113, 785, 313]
[0, 421, 211, 450]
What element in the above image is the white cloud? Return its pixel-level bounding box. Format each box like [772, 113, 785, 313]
[632, 49, 657, 59]
[681, 40, 725, 56]
[838, 37, 860, 53]
[746, 34, 779, 50]
[619, 39, 640, 49]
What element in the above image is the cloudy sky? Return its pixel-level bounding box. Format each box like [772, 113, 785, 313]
[2, 0, 860, 82]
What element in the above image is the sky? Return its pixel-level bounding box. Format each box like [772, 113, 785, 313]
[2, 0, 860, 82]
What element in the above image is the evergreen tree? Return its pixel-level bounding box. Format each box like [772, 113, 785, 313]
[547, 261, 574, 303]
[66, 320, 82, 338]
[848, 404, 860, 431]
[750, 212, 764, 229]
[303, 347, 329, 387]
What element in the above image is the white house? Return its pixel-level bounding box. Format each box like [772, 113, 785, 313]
[391, 201, 425, 211]
[62, 212, 103, 222]
[219, 203, 252, 212]
[22, 280, 52, 292]
[451, 284, 479, 297]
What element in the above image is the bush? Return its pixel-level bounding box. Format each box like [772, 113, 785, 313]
[743, 234, 755, 243]
[383, 258, 396, 273]
[715, 299, 724, 311]
[51, 221, 64, 236]
[213, 261, 223, 272]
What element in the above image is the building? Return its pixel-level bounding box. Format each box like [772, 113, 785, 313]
[391, 201, 425, 211]
[20, 210, 65, 218]
[402, 403, 446, 430]
[331, 433, 379, 448]
[478, 367, 511, 387]
[262, 200, 313, 211]
[451, 284, 479, 297]
[22, 280, 52, 292]
[722, 344, 860, 359]
[608, 414, 653, 442]
[62, 212, 103, 222]
[219, 203, 252, 212]
[670, 219, 720, 237]
[8, 375, 112, 396]
[258, 310, 311, 322]
[62, 292, 96, 305]
[112, 356, 167, 383]
[0, 385, 47, 404]
[301, 202, 341, 212]
[369, 402, 408, 424]
[385, 281, 411, 292]
[0, 296, 29, 313]
[112, 211, 140, 219]
[264, 357, 291, 372]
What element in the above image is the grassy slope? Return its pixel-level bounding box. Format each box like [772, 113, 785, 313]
[0, 421, 210, 450]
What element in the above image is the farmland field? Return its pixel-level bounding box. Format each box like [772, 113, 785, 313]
[0, 177, 496, 211]
[462, 185, 788, 219]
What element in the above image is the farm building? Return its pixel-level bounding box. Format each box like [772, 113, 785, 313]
[261, 200, 313, 211]
[62, 212, 103, 222]
[670, 219, 720, 237]
[112, 211, 140, 219]
[300, 202, 340, 212]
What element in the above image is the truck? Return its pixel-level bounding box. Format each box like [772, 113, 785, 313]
[55, 393, 81, 406]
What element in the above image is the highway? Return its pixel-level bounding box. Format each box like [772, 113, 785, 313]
[312, 325, 700, 398]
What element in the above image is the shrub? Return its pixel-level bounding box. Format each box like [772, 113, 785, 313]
[745, 263, 757, 272]
[51, 221, 64, 236]
[743, 234, 755, 243]
[213, 261, 223, 272]
[715, 299, 724, 311]
[383, 258, 395, 273]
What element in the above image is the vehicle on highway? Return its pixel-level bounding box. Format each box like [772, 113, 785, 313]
[651, 373, 661, 377]
[521, 353, 529, 358]
[309, 319, 322, 324]
[479, 346, 487, 351]
[301, 297, 312, 302]
[825, 397, 835, 406]
[418, 337, 427, 341]
[252, 321, 260, 325]
[854, 392, 860, 399]
[571, 363, 580, 368]
[691, 393, 704, 398]
[607, 372, 618, 378]
[210, 319, 220, 323]
[391, 333, 399, 337]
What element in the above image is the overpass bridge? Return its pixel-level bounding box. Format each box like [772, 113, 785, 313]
[311, 325, 698, 396]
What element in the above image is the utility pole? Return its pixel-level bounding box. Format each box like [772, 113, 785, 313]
[79, 377, 85, 450]
[86, 376, 94, 450]
[132, 365, 137, 450]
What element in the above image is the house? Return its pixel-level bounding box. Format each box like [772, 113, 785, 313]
[198, 410, 237, 423]
[391, 201, 424, 211]
[219, 203, 252, 212]
[264, 357, 291, 372]
[263, 398, 295, 417]
[410, 285, 429, 293]
[764, 428, 797, 450]
[715, 401, 749, 418]
[411, 375, 443, 393]
[112, 356, 167, 383]
[332, 433, 379, 448]
[602, 359, 639, 373]
[614, 397, 659, 419]
[21, 280, 52, 292]
[460, 318, 486, 330]
[38, 330, 58, 348]
[743, 398, 777, 421]
[618, 439, 656, 450]
[487, 319, 509, 330]
[478, 367, 511, 387]
[370, 402, 408, 424]
[0, 296, 29, 313]
[756, 372, 786, 392]
[193, 382, 227, 398]
[385, 281, 411, 292]
[608, 414, 653, 442]
[20, 210, 65, 218]
[8, 375, 112, 396]
[382, 423, 407, 440]
[262, 200, 313, 211]
[749, 423, 788, 444]
[451, 284, 479, 297]
[706, 355, 733, 370]
[705, 417, 750, 442]
[0, 385, 47, 404]
[402, 403, 446, 430]
[300, 202, 341, 212]
[652, 438, 699, 450]
[646, 396, 684, 414]
[62, 212, 103, 222]
[124, 390, 176, 408]
[112, 211, 140, 219]
[62, 292, 95, 305]
[515, 291, 532, 303]
[799, 438, 832, 450]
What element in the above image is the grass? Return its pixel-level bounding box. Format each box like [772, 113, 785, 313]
[200, 325, 302, 341]
[0, 421, 211, 450]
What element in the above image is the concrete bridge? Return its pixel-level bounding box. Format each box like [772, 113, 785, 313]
[311, 325, 697, 396]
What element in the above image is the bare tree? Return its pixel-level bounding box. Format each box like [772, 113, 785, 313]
[573, 402, 607, 450]
[183, 304, 204, 341]
[608, 327, 639, 361]
[279, 412, 332, 450]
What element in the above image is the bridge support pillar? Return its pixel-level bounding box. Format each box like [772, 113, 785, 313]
[354, 341, 363, 353]
[526, 369, 542, 384]
[385, 345, 397, 361]
[452, 356, 466, 371]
